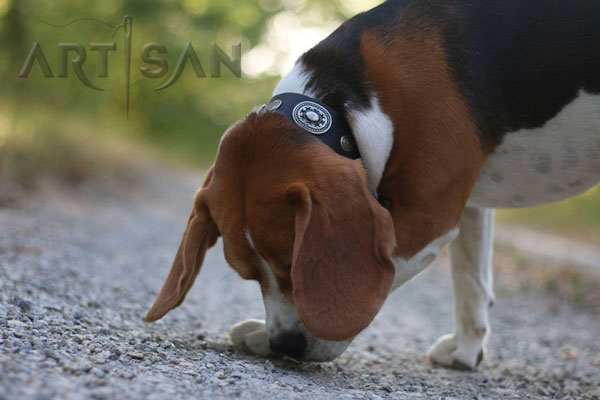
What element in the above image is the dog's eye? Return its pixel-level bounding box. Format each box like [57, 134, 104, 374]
[377, 195, 392, 210]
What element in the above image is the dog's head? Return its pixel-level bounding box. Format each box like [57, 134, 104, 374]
[145, 110, 396, 361]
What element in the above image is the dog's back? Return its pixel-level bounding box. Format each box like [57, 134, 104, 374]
[300, 0, 600, 208]
[450, 1, 600, 207]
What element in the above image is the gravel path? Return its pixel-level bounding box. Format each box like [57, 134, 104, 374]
[495, 226, 600, 278]
[1, 168, 599, 400]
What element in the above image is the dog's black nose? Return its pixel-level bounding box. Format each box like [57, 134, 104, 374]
[269, 332, 307, 360]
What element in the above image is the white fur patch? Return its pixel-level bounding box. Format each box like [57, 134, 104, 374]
[469, 90, 600, 208]
[261, 259, 301, 335]
[391, 228, 459, 291]
[244, 229, 351, 361]
[244, 229, 298, 333]
[273, 63, 315, 97]
[347, 96, 395, 193]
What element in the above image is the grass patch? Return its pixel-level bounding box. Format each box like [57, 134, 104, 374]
[494, 246, 600, 314]
[496, 186, 600, 245]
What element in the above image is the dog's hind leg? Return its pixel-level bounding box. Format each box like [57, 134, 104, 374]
[426, 207, 495, 370]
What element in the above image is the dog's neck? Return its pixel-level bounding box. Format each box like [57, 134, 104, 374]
[274, 63, 394, 194]
[275, 42, 486, 260]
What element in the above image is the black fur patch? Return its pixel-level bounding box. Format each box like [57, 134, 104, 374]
[300, 1, 406, 112]
[299, 0, 600, 148]
[437, 0, 600, 147]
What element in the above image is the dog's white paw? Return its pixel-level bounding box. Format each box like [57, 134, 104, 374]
[229, 319, 271, 357]
[426, 333, 485, 370]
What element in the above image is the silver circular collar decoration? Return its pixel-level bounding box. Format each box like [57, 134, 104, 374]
[292, 101, 332, 135]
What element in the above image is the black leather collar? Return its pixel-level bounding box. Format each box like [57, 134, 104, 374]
[265, 93, 361, 160]
[265, 93, 392, 209]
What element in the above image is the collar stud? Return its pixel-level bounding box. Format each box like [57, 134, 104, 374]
[266, 99, 282, 111]
[340, 135, 353, 152]
[305, 110, 321, 123]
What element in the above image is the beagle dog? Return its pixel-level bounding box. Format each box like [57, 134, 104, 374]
[145, 0, 600, 369]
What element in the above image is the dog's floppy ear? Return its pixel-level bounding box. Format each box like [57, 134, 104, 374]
[287, 165, 396, 341]
[145, 171, 219, 323]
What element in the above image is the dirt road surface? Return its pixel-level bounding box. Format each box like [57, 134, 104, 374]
[1, 168, 599, 399]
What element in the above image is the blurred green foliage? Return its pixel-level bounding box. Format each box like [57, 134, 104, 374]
[0, 0, 381, 165]
[497, 186, 600, 244]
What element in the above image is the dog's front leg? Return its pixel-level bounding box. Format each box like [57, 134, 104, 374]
[427, 207, 495, 370]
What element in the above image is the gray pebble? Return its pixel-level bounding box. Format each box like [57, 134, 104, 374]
[537, 386, 550, 396]
[127, 352, 145, 361]
[44, 349, 60, 361]
[264, 360, 275, 372]
[11, 297, 33, 313]
[7, 319, 28, 328]
[91, 368, 106, 378]
[33, 320, 49, 330]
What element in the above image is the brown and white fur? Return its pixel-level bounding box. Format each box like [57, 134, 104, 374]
[146, 0, 600, 369]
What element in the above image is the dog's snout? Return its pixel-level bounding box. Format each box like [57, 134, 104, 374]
[269, 332, 307, 360]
